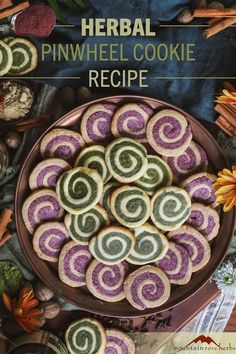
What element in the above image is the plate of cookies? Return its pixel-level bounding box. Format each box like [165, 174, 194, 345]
[15, 96, 235, 317]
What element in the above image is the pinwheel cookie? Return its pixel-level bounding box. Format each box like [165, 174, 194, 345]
[110, 185, 150, 228]
[163, 141, 208, 182]
[86, 259, 127, 302]
[40, 128, 85, 161]
[105, 329, 135, 354]
[150, 186, 191, 231]
[75, 145, 111, 183]
[29, 158, 71, 190]
[147, 109, 192, 156]
[58, 240, 92, 287]
[135, 155, 173, 195]
[186, 203, 220, 241]
[33, 222, 70, 262]
[167, 225, 211, 272]
[156, 242, 193, 285]
[89, 226, 135, 265]
[124, 266, 171, 310]
[56, 167, 103, 215]
[105, 137, 148, 183]
[127, 223, 168, 265]
[111, 102, 153, 142]
[64, 205, 110, 245]
[65, 318, 106, 354]
[22, 189, 64, 234]
[80, 103, 116, 144]
[181, 172, 218, 207]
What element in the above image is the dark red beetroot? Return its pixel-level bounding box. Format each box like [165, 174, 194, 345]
[13, 2, 56, 38]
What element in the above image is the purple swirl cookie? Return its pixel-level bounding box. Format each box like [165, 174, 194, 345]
[124, 265, 170, 310]
[40, 128, 85, 161]
[155, 242, 192, 285]
[86, 259, 127, 302]
[105, 329, 135, 354]
[58, 240, 92, 287]
[80, 103, 116, 144]
[186, 203, 220, 241]
[147, 109, 192, 157]
[33, 222, 70, 262]
[167, 225, 211, 272]
[111, 103, 153, 142]
[181, 172, 218, 207]
[163, 141, 208, 182]
[22, 189, 64, 234]
[29, 158, 71, 190]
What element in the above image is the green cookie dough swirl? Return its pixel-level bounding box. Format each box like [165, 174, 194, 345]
[0, 40, 13, 76]
[89, 226, 135, 265]
[75, 145, 111, 183]
[100, 181, 121, 220]
[110, 185, 150, 228]
[65, 205, 110, 244]
[105, 137, 148, 183]
[127, 223, 169, 265]
[65, 318, 106, 354]
[135, 155, 173, 195]
[56, 167, 103, 215]
[151, 186, 191, 231]
[8, 38, 38, 76]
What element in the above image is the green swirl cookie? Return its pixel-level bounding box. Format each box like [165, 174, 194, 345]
[65, 205, 110, 244]
[105, 137, 148, 183]
[135, 155, 173, 195]
[65, 318, 106, 354]
[151, 186, 191, 231]
[89, 226, 135, 265]
[127, 223, 169, 265]
[110, 185, 150, 228]
[75, 145, 111, 183]
[99, 181, 121, 221]
[56, 167, 103, 215]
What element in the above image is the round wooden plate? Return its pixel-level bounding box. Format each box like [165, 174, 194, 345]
[15, 95, 235, 318]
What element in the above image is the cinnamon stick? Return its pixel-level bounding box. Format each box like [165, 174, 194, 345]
[215, 116, 236, 137]
[203, 16, 236, 38]
[215, 104, 236, 128]
[194, 9, 236, 17]
[0, 1, 29, 20]
[0, 0, 12, 11]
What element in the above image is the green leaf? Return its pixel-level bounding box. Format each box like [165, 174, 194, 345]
[47, 0, 68, 24]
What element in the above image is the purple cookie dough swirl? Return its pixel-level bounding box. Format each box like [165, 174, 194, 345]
[111, 103, 153, 142]
[86, 259, 127, 302]
[22, 189, 64, 234]
[186, 203, 220, 241]
[124, 266, 171, 310]
[167, 225, 211, 272]
[33, 222, 70, 262]
[40, 128, 85, 161]
[105, 329, 136, 354]
[163, 142, 208, 182]
[147, 109, 192, 157]
[155, 242, 192, 285]
[29, 158, 71, 190]
[81, 103, 116, 144]
[58, 240, 92, 287]
[181, 173, 218, 207]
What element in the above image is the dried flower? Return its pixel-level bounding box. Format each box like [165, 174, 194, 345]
[216, 89, 236, 104]
[213, 261, 236, 294]
[2, 288, 43, 333]
[213, 167, 236, 212]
